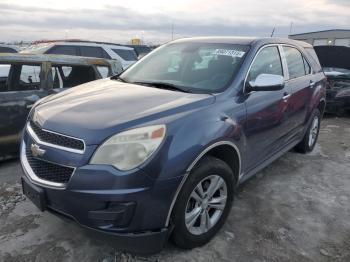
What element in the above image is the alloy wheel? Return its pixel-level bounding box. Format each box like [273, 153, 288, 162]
[184, 175, 228, 235]
[308, 116, 319, 147]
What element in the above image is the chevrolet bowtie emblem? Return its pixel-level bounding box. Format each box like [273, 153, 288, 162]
[31, 144, 46, 157]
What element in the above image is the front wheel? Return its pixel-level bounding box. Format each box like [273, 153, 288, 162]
[170, 156, 235, 249]
[295, 109, 321, 153]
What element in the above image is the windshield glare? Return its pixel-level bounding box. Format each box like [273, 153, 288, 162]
[120, 42, 249, 93]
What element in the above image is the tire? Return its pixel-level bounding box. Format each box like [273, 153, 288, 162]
[171, 156, 235, 249]
[295, 109, 321, 153]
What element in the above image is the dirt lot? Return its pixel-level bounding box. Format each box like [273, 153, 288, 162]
[0, 116, 349, 262]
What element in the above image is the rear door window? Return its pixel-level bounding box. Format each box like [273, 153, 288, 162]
[283, 46, 306, 79]
[112, 49, 137, 61]
[80, 46, 110, 59]
[46, 45, 78, 56]
[248, 46, 283, 83]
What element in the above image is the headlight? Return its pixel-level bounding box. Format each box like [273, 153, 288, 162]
[90, 125, 166, 170]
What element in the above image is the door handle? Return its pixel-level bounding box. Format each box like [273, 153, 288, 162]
[283, 92, 291, 100]
[310, 81, 316, 88]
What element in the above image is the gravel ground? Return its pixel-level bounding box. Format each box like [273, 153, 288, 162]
[0, 116, 349, 262]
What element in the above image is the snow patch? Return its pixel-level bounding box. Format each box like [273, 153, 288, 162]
[308, 143, 329, 157]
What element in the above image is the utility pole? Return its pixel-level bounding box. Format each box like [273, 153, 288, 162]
[289, 22, 294, 35]
[171, 22, 174, 41]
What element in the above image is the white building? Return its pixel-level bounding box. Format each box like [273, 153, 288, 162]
[289, 29, 350, 47]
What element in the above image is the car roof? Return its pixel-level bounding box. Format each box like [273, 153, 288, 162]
[23, 42, 134, 54]
[171, 37, 313, 48]
[0, 53, 114, 66]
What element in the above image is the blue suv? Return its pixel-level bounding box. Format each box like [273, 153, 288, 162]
[20, 37, 326, 253]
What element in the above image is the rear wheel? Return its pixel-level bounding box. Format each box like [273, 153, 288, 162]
[295, 109, 321, 153]
[171, 156, 235, 249]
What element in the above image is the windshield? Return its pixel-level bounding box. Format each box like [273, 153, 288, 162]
[119, 42, 249, 93]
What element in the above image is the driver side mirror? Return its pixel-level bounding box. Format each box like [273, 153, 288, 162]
[246, 74, 284, 92]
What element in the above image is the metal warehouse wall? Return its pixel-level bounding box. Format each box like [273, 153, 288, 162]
[289, 29, 350, 47]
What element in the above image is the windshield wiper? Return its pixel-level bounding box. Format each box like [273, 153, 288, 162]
[132, 81, 191, 93]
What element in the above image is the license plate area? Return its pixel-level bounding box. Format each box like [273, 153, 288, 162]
[22, 177, 46, 211]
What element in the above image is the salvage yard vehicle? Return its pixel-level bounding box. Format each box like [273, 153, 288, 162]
[0, 44, 19, 53]
[23, 41, 138, 69]
[20, 37, 326, 253]
[0, 53, 122, 160]
[314, 45, 350, 115]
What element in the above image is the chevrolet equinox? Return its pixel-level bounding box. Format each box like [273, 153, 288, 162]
[20, 37, 326, 253]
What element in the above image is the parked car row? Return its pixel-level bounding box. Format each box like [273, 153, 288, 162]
[22, 42, 138, 69]
[0, 53, 122, 160]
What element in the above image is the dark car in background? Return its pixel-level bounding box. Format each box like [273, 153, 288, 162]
[314, 45, 350, 115]
[20, 37, 326, 253]
[0, 44, 19, 53]
[0, 53, 122, 160]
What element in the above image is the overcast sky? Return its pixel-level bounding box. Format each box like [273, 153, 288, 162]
[0, 0, 349, 44]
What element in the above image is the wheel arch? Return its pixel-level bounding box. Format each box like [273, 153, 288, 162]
[165, 140, 241, 227]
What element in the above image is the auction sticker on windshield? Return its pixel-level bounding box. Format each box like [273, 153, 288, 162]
[212, 49, 245, 58]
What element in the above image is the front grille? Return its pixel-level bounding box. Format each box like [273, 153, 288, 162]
[30, 121, 84, 151]
[25, 146, 74, 184]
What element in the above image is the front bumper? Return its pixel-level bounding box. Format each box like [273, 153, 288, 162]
[21, 174, 170, 254]
[20, 128, 182, 253]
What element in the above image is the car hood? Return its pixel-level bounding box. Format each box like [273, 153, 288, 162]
[314, 45, 350, 71]
[32, 78, 215, 145]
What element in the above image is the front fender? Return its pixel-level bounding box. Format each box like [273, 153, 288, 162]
[141, 102, 244, 182]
